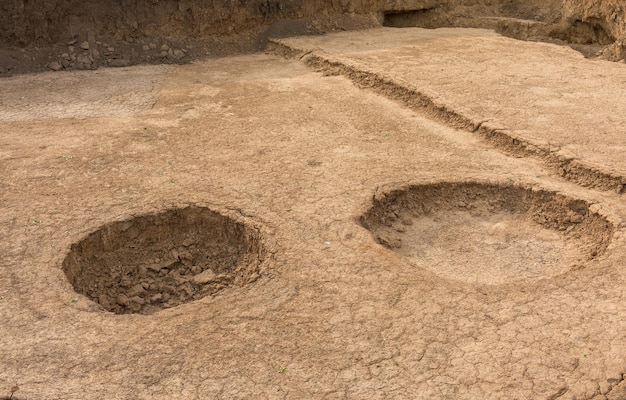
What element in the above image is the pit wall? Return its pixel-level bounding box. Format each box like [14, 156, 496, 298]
[0, 0, 624, 74]
[3, 0, 624, 46]
[563, 0, 626, 59]
[0, 0, 390, 46]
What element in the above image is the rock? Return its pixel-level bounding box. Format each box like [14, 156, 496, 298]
[47, 61, 62, 71]
[570, 214, 584, 223]
[67, 39, 77, 45]
[68, 45, 75, 53]
[142, 45, 150, 51]
[193, 269, 217, 284]
[116, 294, 129, 306]
[376, 233, 401, 249]
[172, 49, 185, 59]
[128, 284, 146, 297]
[61, 53, 70, 60]
[80, 41, 90, 50]
[97, 295, 111, 310]
[91, 49, 100, 58]
[76, 53, 93, 69]
[161, 43, 170, 51]
[106, 47, 115, 52]
[109, 58, 131, 67]
[149, 43, 157, 49]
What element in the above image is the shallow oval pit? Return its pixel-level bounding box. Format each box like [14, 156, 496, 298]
[360, 182, 614, 284]
[62, 206, 265, 315]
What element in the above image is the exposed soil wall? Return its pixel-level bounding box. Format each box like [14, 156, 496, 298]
[562, 0, 626, 60]
[1, 0, 625, 75]
[0, 0, 389, 47]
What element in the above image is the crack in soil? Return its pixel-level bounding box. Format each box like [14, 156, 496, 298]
[268, 40, 626, 195]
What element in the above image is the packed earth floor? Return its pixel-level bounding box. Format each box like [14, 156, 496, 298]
[1, 27, 626, 399]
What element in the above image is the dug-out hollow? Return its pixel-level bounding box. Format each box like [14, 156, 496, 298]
[360, 182, 614, 284]
[62, 206, 266, 315]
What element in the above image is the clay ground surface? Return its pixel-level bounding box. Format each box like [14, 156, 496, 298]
[1, 28, 626, 399]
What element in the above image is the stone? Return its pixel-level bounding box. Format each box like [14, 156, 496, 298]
[142, 45, 150, 51]
[128, 284, 146, 297]
[97, 295, 111, 310]
[47, 61, 62, 71]
[80, 41, 90, 50]
[109, 58, 131, 67]
[161, 43, 170, 51]
[147, 263, 163, 272]
[193, 269, 217, 284]
[76, 53, 92, 69]
[116, 294, 129, 306]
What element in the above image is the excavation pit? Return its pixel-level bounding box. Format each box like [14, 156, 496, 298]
[360, 182, 614, 284]
[62, 206, 265, 315]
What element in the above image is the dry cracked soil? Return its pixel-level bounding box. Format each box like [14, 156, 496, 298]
[1, 27, 626, 400]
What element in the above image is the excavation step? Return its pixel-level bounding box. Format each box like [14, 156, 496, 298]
[270, 27, 626, 194]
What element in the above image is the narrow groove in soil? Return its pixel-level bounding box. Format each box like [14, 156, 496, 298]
[268, 40, 626, 195]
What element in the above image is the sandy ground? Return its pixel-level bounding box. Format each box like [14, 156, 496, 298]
[1, 28, 626, 399]
[272, 28, 626, 193]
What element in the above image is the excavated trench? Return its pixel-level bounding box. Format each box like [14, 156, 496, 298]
[62, 206, 265, 315]
[360, 182, 614, 284]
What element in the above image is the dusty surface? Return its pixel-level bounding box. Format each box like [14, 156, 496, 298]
[1, 29, 626, 399]
[272, 28, 626, 192]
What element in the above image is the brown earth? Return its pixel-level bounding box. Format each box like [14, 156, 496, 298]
[1, 26, 626, 398]
[2, 1, 626, 399]
[1, 0, 626, 76]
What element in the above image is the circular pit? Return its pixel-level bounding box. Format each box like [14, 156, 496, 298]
[360, 182, 614, 284]
[62, 206, 265, 314]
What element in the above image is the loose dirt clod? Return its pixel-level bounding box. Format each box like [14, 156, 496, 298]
[361, 182, 614, 284]
[62, 206, 265, 314]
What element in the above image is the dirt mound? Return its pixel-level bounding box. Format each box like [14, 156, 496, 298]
[62, 206, 265, 314]
[361, 182, 614, 284]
